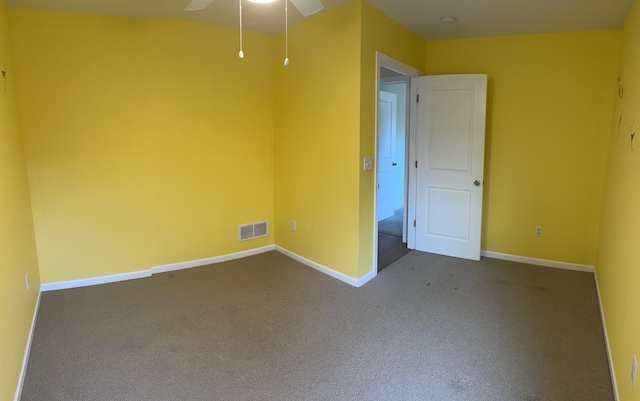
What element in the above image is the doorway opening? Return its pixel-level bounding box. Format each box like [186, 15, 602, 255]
[375, 53, 422, 272]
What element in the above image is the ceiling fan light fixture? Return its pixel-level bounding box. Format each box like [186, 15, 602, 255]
[185, 0, 214, 11]
[188, 0, 323, 65]
[284, 0, 289, 67]
[290, 0, 323, 16]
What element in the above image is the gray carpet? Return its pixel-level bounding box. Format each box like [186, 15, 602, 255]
[21, 250, 614, 401]
[378, 208, 403, 237]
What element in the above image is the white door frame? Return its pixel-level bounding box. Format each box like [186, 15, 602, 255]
[374, 52, 422, 272]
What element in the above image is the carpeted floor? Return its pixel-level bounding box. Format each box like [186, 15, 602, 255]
[378, 208, 403, 237]
[21, 250, 614, 401]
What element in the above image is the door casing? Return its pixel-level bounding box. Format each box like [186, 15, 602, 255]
[374, 52, 422, 273]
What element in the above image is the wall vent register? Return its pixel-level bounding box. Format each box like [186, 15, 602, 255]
[238, 221, 269, 241]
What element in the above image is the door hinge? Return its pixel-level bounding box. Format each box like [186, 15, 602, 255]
[413, 220, 416, 227]
[415, 160, 418, 168]
[416, 94, 420, 103]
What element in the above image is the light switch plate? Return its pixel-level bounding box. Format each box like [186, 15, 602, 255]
[364, 157, 373, 171]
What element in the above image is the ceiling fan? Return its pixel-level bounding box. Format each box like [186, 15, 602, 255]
[184, 0, 324, 17]
[184, 0, 324, 66]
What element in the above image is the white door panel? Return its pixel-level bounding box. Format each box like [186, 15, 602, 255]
[415, 74, 487, 261]
[426, 187, 470, 239]
[429, 89, 473, 172]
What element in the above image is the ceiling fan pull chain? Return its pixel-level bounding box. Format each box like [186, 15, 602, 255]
[239, 0, 244, 59]
[284, 0, 289, 67]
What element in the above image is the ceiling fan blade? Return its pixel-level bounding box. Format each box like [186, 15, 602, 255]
[290, 0, 324, 17]
[185, 0, 214, 11]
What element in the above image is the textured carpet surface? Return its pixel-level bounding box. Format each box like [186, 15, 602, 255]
[378, 208, 403, 237]
[21, 251, 614, 401]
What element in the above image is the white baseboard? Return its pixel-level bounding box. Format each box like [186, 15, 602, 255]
[14, 288, 42, 401]
[151, 245, 276, 274]
[356, 270, 377, 287]
[593, 271, 620, 401]
[41, 270, 151, 292]
[275, 246, 371, 288]
[41, 246, 277, 292]
[481, 250, 595, 273]
[40, 248, 596, 292]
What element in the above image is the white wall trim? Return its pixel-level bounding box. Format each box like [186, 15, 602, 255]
[593, 270, 620, 401]
[375, 51, 423, 274]
[481, 250, 595, 273]
[41, 270, 151, 292]
[14, 287, 42, 401]
[377, 52, 423, 78]
[276, 246, 370, 288]
[356, 270, 377, 287]
[151, 245, 276, 274]
[41, 245, 277, 292]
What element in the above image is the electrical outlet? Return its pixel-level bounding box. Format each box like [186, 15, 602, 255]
[25, 272, 30, 290]
[632, 355, 638, 386]
[535, 226, 543, 237]
[291, 220, 296, 232]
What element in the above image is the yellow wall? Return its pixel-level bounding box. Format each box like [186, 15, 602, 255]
[4, 0, 637, 398]
[273, 2, 362, 277]
[358, 2, 425, 276]
[273, 1, 425, 278]
[0, 0, 41, 399]
[596, 0, 640, 399]
[9, 10, 274, 283]
[426, 31, 621, 266]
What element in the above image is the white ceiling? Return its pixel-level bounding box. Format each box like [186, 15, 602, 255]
[4, 0, 635, 41]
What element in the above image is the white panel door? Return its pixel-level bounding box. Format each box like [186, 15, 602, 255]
[415, 74, 487, 260]
[378, 91, 397, 221]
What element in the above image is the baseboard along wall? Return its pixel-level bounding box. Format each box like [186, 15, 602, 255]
[14, 289, 42, 401]
[275, 246, 376, 288]
[593, 270, 620, 401]
[480, 250, 595, 273]
[40, 248, 596, 292]
[39, 245, 374, 292]
[41, 270, 151, 292]
[151, 245, 277, 275]
[40, 245, 277, 292]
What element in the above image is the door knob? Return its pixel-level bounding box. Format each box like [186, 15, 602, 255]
[474, 180, 481, 186]
[392, 163, 397, 166]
